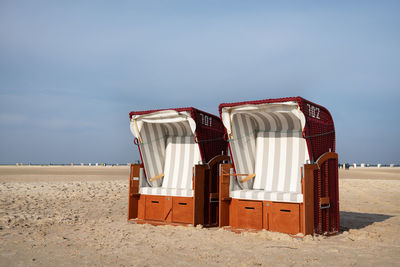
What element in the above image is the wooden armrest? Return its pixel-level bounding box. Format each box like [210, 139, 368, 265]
[228, 173, 252, 176]
[240, 174, 255, 183]
[150, 173, 164, 182]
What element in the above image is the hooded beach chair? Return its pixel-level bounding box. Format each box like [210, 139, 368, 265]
[218, 97, 339, 235]
[127, 107, 227, 226]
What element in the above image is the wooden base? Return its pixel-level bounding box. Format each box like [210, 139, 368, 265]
[137, 195, 194, 224]
[129, 156, 231, 228]
[219, 151, 339, 236]
[228, 199, 302, 235]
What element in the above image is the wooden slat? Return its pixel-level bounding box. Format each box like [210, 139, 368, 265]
[240, 174, 255, 183]
[128, 164, 141, 220]
[219, 163, 232, 227]
[193, 165, 205, 226]
[150, 173, 164, 182]
[303, 164, 318, 235]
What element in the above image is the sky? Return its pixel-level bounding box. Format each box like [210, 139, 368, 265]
[0, 1, 399, 164]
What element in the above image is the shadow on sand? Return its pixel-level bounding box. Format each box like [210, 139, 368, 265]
[340, 211, 393, 231]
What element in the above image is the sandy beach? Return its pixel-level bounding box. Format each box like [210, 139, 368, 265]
[1, 166, 399, 266]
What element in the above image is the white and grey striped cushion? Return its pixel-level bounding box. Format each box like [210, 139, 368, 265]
[162, 136, 201, 190]
[229, 110, 305, 189]
[139, 123, 167, 187]
[139, 187, 193, 197]
[229, 114, 257, 189]
[139, 121, 194, 187]
[163, 121, 193, 136]
[230, 190, 303, 203]
[253, 131, 309, 193]
[140, 136, 201, 196]
[228, 108, 309, 203]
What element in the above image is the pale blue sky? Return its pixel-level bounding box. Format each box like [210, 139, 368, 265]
[0, 1, 399, 164]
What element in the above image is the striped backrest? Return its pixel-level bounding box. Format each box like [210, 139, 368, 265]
[162, 122, 193, 136]
[253, 131, 309, 193]
[162, 136, 202, 190]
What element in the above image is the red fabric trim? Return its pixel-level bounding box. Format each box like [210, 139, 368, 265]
[129, 107, 221, 122]
[218, 96, 303, 114]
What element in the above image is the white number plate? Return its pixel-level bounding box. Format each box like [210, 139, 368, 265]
[200, 113, 213, 126]
[307, 104, 320, 119]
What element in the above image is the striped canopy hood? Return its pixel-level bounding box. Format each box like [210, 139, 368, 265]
[130, 109, 201, 188]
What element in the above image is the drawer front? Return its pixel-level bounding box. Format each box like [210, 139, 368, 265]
[172, 197, 193, 224]
[145, 195, 166, 221]
[235, 200, 263, 230]
[270, 202, 300, 235]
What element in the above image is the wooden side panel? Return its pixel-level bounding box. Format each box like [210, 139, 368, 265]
[299, 203, 303, 234]
[270, 202, 300, 235]
[229, 198, 238, 227]
[172, 197, 194, 224]
[230, 199, 263, 230]
[193, 165, 205, 226]
[303, 164, 318, 235]
[128, 164, 141, 220]
[219, 163, 232, 227]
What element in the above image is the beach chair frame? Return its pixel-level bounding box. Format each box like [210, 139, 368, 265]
[218, 97, 339, 235]
[127, 107, 227, 227]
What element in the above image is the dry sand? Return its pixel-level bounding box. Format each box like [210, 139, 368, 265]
[0, 166, 399, 266]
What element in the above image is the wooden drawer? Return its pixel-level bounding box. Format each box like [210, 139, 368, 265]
[172, 197, 193, 224]
[232, 199, 263, 230]
[270, 202, 300, 235]
[145, 195, 166, 221]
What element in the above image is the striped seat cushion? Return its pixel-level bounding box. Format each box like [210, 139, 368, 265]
[230, 190, 303, 203]
[139, 187, 193, 197]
